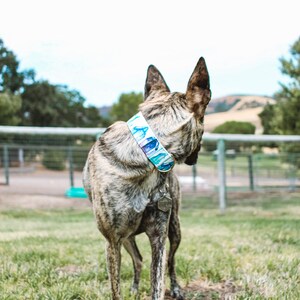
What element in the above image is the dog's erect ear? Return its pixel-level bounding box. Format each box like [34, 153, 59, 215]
[186, 57, 211, 118]
[144, 65, 170, 100]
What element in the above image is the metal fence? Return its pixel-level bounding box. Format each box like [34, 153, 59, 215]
[1, 126, 300, 211]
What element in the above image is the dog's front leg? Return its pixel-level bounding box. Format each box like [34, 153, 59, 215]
[106, 240, 122, 300]
[168, 211, 184, 300]
[146, 209, 171, 300]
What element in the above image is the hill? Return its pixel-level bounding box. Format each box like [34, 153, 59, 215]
[206, 95, 275, 114]
[98, 95, 275, 134]
[204, 95, 275, 133]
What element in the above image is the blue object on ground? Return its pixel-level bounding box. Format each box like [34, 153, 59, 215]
[65, 187, 88, 198]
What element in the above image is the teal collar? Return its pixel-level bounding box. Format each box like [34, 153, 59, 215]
[127, 112, 175, 172]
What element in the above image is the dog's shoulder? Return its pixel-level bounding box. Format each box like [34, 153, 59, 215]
[101, 121, 128, 139]
[89, 121, 152, 176]
[99, 121, 140, 158]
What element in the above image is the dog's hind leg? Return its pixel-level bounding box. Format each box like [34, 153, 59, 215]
[145, 209, 170, 300]
[106, 240, 122, 300]
[168, 211, 185, 300]
[123, 236, 143, 295]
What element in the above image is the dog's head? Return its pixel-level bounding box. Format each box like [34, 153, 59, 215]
[141, 57, 211, 166]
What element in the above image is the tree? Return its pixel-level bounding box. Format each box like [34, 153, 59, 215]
[259, 37, 300, 167]
[20, 81, 103, 127]
[84, 106, 106, 127]
[110, 92, 143, 122]
[0, 92, 22, 125]
[258, 103, 275, 134]
[210, 121, 256, 152]
[53, 85, 103, 127]
[21, 81, 62, 126]
[259, 37, 300, 135]
[0, 39, 24, 93]
[0, 38, 103, 128]
[212, 121, 256, 134]
[0, 38, 35, 126]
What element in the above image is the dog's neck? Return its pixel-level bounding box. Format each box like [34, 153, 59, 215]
[139, 92, 202, 164]
[99, 92, 201, 187]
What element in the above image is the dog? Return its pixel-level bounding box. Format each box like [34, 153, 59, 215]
[83, 57, 211, 300]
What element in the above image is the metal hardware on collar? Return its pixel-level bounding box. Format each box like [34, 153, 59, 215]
[157, 194, 172, 212]
[127, 112, 175, 172]
[146, 184, 173, 212]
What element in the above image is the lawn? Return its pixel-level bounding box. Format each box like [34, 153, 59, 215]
[196, 152, 300, 178]
[0, 193, 299, 299]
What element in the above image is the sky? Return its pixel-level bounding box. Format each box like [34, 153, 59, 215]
[0, 0, 299, 107]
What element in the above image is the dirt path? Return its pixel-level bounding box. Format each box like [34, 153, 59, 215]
[0, 193, 91, 210]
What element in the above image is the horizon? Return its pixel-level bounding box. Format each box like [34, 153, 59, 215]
[98, 93, 276, 110]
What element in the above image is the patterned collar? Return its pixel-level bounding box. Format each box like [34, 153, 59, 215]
[127, 112, 175, 172]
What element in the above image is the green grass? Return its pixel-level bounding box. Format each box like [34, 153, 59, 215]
[197, 153, 300, 178]
[0, 193, 300, 299]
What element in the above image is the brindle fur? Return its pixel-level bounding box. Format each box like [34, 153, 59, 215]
[83, 57, 211, 300]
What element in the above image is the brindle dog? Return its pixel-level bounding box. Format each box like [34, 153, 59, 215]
[83, 57, 211, 300]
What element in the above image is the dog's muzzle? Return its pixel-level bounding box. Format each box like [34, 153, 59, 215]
[184, 144, 201, 166]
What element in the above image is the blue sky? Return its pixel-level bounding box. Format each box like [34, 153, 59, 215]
[0, 0, 299, 106]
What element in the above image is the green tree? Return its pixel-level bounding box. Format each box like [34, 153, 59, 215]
[56, 86, 103, 127]
[0, 39, 24, 93]
[258, 103, 275, 134]
[259, 37, 300, 167]
[259, 37, 300, 135]
[0, 92, 22, 125]
[21, 81, 62, 126]
[21, 81, 103, 127]
[0, 38, 103, 128]
[210, 121, 256, 153]
[110, 92, 143, 122]
[212, 121, 256, 134]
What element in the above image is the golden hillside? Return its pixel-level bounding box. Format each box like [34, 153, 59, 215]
[205, 95, 275, 134]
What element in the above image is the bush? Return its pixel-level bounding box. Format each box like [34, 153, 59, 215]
[213, 121, 255, 134]
[211, 121, 256, 153]
[42, 150, 66, 170]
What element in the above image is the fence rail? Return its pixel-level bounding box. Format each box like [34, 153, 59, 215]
[1, 126, 300, 212]
[1, 125, 300, 142]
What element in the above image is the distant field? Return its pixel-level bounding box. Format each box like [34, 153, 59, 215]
[0, 193, 299, 299]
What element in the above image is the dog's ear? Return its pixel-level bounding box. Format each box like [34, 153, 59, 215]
[186, 57, 211, 118]
[144, 65, 170, 100]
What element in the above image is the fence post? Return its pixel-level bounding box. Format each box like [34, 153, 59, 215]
[68, 147, 74, 188]
[18, 148, 24, 168]
[288, 153, 296, 191]
[248, 154, 254, 191]
[192, 164, 197, 192]
[217, 139, 226, 213]
[3, 145, 9, 185]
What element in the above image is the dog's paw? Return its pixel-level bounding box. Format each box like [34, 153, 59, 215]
[170, 286, 185, 300]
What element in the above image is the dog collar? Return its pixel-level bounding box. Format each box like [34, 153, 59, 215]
[127, 112, 175, 172]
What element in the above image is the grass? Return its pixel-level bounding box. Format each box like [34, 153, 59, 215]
[195, 153, 300, 178]
[0, 193, 299, 299]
